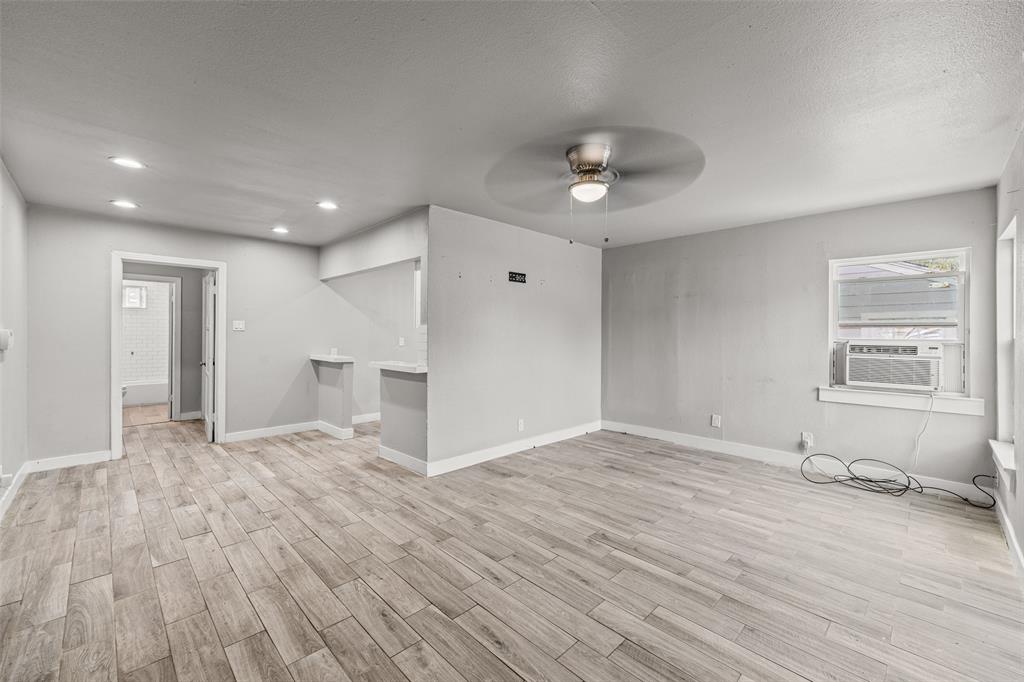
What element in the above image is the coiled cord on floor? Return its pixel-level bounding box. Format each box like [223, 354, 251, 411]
[800, 453, 996, 509]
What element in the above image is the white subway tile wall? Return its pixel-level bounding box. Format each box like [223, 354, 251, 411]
[121, 279, 170, 384]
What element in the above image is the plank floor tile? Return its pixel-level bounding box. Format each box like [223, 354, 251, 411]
[114, 589, 170, 675]
[166, 610, 234, 681]
[0, 419, 1019, 682]
[154, 559, 207, 624]
[248, 582, 324, 664]
[199, 572, 264, 645]
[224, 631, 291, 682]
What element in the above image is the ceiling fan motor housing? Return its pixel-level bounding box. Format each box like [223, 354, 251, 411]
[566, 143, 611, 175]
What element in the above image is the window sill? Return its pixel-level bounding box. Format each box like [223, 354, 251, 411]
[817, 386, 984, 416]
[990, 440, 1016, 494]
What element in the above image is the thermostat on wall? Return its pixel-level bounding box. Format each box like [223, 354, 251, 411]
[232, 320, 246, 331]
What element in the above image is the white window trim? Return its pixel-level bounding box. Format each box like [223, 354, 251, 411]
[995, 215, 1017, 440]
[822, 247, 982, 414]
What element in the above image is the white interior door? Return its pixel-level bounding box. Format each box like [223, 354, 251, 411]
[201, 271, 216, 442]
[167, 282, 175, 421]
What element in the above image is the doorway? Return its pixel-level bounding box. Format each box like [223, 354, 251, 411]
[111, 252, 227, 459]
[120, 274, 180, 427]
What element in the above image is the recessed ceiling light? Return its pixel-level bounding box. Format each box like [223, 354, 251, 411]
[316, 200, 338, 210]
[109, 156, 146, 169]
[110, 199, 139, 209]
[272, 225, 289, 234]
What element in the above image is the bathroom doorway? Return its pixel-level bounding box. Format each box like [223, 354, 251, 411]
[120, 275, 179, 426]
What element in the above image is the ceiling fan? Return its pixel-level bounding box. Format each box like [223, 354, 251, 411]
[484, 126, 706, 215]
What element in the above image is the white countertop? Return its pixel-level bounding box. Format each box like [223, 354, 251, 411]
[310, 354, 355, 363]
[370, 360, 428, 374]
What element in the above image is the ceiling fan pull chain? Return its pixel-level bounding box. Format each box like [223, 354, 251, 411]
[603, 191, 609, 244]
[568, 191, 575, 244]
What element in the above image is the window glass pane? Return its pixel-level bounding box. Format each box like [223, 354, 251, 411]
[837, 275, 960, 327]
[836, 255, 962, 279]
[836, 326, 959, 340]
[122, 285, 147, 309]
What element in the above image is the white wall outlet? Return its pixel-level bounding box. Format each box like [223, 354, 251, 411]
[232, 320, 246, 331]
[801, 431, 814, 449]
[517, 418, 525, 432]
[398, 336, 406, 347]
[330, 347, 338, 356]
[710, 414, 722, 428]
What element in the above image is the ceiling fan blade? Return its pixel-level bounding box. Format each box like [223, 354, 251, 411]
[485, 125, 705, 213]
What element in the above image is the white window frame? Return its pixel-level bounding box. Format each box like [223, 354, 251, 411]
[995, 215, 1017, 442]
[819, 247, 984, 416]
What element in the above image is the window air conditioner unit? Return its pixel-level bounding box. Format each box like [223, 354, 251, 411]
[836, 341, 944, 392]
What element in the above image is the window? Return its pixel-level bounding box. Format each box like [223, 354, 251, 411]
[122, 285, 148, 309]
[829, 248, 969, 394]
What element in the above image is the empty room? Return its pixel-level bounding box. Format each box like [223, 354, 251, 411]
[0, 2, 1022, 681]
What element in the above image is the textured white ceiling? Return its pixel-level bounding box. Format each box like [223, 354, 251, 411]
[2, 1, 1021, 246]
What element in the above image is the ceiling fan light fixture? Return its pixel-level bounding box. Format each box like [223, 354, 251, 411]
[569, 177, 608, 203]
[566, 143, 612, 203]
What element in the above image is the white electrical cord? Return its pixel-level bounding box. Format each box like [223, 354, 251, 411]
[909, 391, 936, 472]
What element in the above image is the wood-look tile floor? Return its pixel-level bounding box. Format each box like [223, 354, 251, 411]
[122, 403, 171, 427]
[1, 421, 1022, 682]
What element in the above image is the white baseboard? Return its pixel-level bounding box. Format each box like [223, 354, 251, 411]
[379, 445, 428, 476]
[317, 421, 354, 440]
[178, 411, 202, 421]
[427, 420, 603, 477]
[353, 412, 380, 424]
[27, 450, 112, 472]
[0, 462, 29, 523]
[0, 450, 112, 523]
[225, 420, 359, 443]
[225, 421, 320, 443]
[600, 420, 993, 506]
[994, 494, 1024, 574]
[601, 420, 799, 467]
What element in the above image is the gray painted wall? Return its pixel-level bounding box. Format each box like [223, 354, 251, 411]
[320, 260, 419, 418]
[995, 129, 1023, 556]
[0, 158, 29, 476]
[426, 206, 601, 462]
[124, 263, 205, 415]
[603, 188, 997, 486]
[27, 205, 327, 457]
[319, 208, 427, 280]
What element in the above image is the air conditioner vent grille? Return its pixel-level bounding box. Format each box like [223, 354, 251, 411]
[847, 357, 938, 387]
[848, 344, 917, 356]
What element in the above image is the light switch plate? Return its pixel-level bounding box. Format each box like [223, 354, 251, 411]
[232, 320, 246, 331]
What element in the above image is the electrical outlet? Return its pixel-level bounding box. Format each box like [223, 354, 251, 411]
[398, 336, 406, 347]
[517, 418, 525, 432]
[801, 431, 814, 449]
[710, 414, 722, 428]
